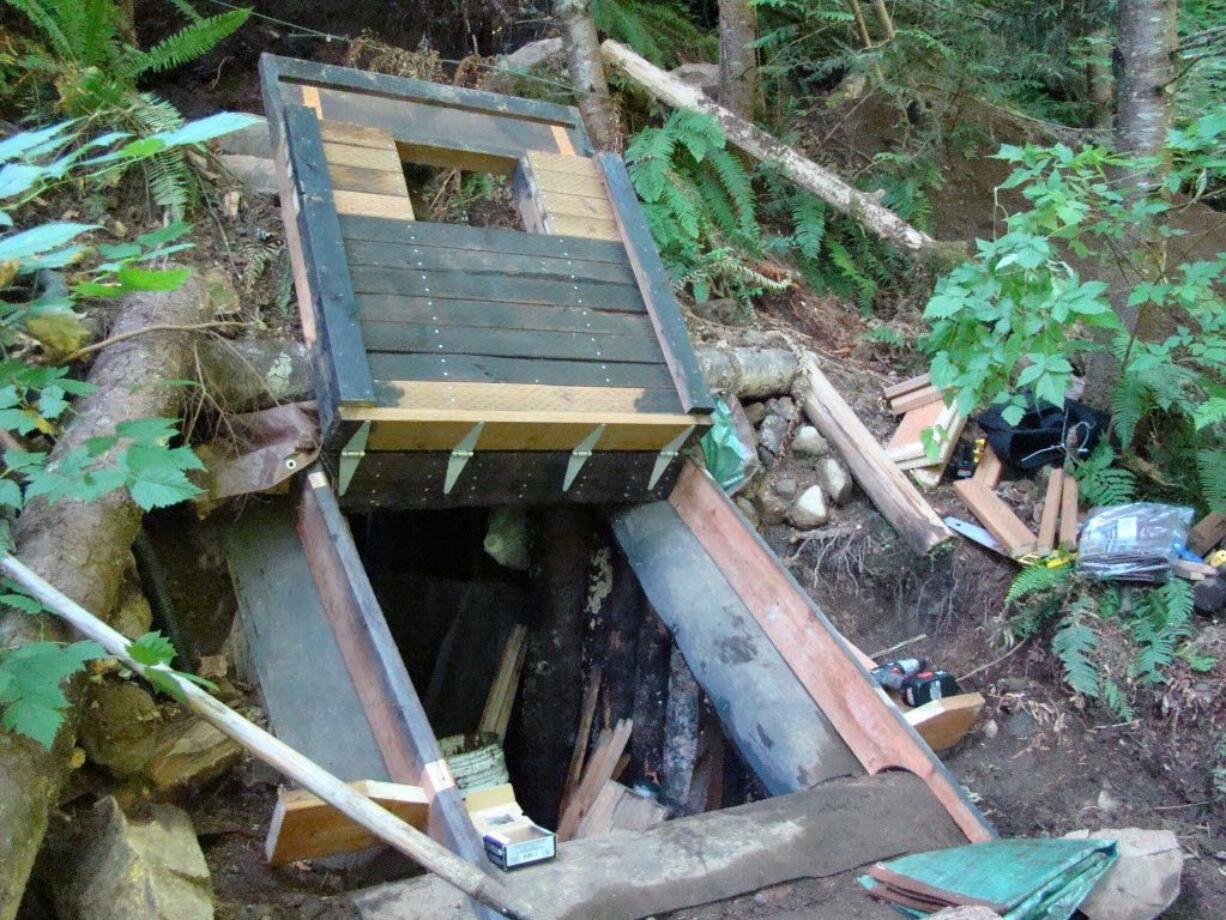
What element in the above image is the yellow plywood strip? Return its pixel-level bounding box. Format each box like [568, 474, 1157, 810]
[537, 193, 616, 221]
[547, 214, 622, 241]
[327, 164, 411, 198]
[332, 190, 415, 220]
[321, 142, 404, 172]
[530, 169, 612, 199]
[318, 119, 403, 150]
[527, 150, 600, 176]
[550, 124, 576, 156]
[351, 380, 678, 415]
[360, 417, 696, 452]
[300, 85, 322, 115]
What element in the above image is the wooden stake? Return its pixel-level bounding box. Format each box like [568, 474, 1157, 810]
[1058, 475, 1080, 551]
[1036, 468, 1064, 557]
[0, 555, 548, 920]
[478, 624, 528, 741]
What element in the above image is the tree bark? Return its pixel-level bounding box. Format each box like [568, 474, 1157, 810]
[718, 0, 759, 120]
[0, 277, 208, 919]
[601, 40, 964, 265]
[869, 0, 896, 40]
[556, 0, 622, 150]
[1115, 0, 1177, 188]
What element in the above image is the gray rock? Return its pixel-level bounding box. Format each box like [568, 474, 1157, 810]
[670, 62, 720, 94]
[143, 719, 242, 795]
[214, 116, 269, 158]
[55, 797, 213, 920]
[690, 297, 741, 324]
[758, 414, 788, 455]
[742, 402, 769, 426]
[80, 681, 164, 777]
[773, 477, 799, 500]
[1003, 709, 1037, 740]
[766, 396, 798, 422]
[787, 486, 828, 529]
[754, 485, 790, 526]
[1064, 828, 1183, 920]
[792, 425, 830, 458]
[1193, 576, 1226, 615]
[817, 457, 854, 505]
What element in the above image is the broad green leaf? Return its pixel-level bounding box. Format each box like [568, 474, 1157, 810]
[116, 264, 191, 292]
[0, 223, 97, 261]
[0, 479, 22, 509]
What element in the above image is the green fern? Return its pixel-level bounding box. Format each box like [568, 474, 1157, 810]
[1131, 579, 1194, 684]
[1005, 562, 1071, 604]
[1196, 447, 1226, 513]
[1053, 618, 1100, 698]
[1101, 676, 1135, 721]
[1074, 443, 1137, 507]
[121, 8, 248, 78]
[590, 0, 714, 68]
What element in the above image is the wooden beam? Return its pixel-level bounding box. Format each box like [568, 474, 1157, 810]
[1189, 512, 1226, 557]
[478, 625, 528, 741]
[903, 693, 985, 753]
[355, 418, 696, 454]
[596, 153, 715, 415]
[348, 381, 679, 416]
[266, 780, 429, 865]
[952, 479, 1037, 558]
[1036, 468, 1064, 557]
[1058, 474, 1080, 551]
[971, 444, 1005, 490]
[666, 462, 994, 843]
[889, 385, 942, 415]
[559, 664, 602, 817]
[882, 373, 931, 401]
[798, 353, 951, 554]
[556, 719, 633, 842]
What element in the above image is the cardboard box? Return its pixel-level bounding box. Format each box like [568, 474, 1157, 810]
[466, 783, 556, 871]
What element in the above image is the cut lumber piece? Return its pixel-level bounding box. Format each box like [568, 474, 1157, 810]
[971, 444, 1005, 490]
[1174, 559, 1215, 581]
[882, 373, 931, 401]
[559, 664, 602, 817]
[574, 780, 669, 839]
[663, 463, 993, 843]
[952, 480, 1037, 559]
[798, 353, 951, 554]
[600, 41, 943, 258]
[886, 400, 944, 462]
[556, 719, 633, 842]
[0, 555, 542, 920]
[266, 780, 429, 865]
[478, 624, 528, 741]
[1189, 512, 1226, 556]
[889, 385, 942, 415]
[903, 693, 985, 753]
[1058, 475, 1080, 551]
[893, 403, 965, 473]
[347, 772, 967, 920]
[1036, 468, 1064, 557]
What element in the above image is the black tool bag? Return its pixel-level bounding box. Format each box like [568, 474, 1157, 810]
[977, 399, 1109, 470]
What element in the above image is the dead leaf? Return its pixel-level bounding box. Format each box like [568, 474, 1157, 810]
[26, 310, 90, 355]
[0, 259, 19, 290]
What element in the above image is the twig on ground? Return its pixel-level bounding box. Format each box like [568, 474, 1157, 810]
[65, 321, 249, 363]
[868, 633, 928, 660]
[959, 638, 1029, 683]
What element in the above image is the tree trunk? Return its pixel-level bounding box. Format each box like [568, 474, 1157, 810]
[556, 0, 622, 150]
[718, 0, 759, 120]
[628, 607, 671, 785]
[1115, 0, 1177, 187]
[870, 0, 896, 40]
[0, 277, 209, 919]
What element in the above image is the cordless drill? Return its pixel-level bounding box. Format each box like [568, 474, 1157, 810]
[871, 658, 962, 707]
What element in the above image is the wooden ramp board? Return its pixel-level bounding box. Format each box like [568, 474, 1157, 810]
[347, 772, 965, 920]
[665, 461, 994, 843]
[225, 500, 388, 781]
[612, 502, 862, 795]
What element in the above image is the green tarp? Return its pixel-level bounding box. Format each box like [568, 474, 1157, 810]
[700, 398, 754, 492]
[859, 838, 1118, 919]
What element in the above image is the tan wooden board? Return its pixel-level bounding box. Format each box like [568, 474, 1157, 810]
[1189, 512, 1226, 556]
[321, 141, 403, 172]
[346, 380, 688, 416]
[556, 719, 633, 841]
[547, 214, 622, 241]
[575, 780, 669, 839]
[332, 190, 416, 220]
[537, 192, 616, 221]
[265, 780, 428, 865]
[890, 385, 943, 415]
[887, 399, 944, 457]
[560, 664, 602, 818]
[1036, 468, 1064, 556]
[478, 625, 528, 741]
[953, 479, 1037, 558]
[530, 169, 614, 199]
[526, 150, 600, 176]
[327, 163, 411, 198]
[1058, 474, 1079, 551]
[883, 373, 931, 401]
[971, 444, 1004, 490]
[319, 119, 402, 150]
[358, 416, 697, 452]
[904, 693, 984, 753]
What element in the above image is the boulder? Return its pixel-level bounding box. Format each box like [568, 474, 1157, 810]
[670, 62, 719, 95]
[792, 425, 830, 458]
[788, 486, 828, 529]
[54, 797, 213, 920]
[143, 718, 242, 795]
[765, 396, 799, 422]
[742, 402, 768, 426]
[758, 414, 789, 455]
[79, 681, 164, 777]
[1063, 827, 1183, 920]
[817, 457, 854, 505]
[754, 482, 791, 526]
[772, 477, 799, 500]
[1193, 575, 1225, 615]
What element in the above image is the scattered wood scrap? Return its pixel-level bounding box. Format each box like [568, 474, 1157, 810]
[556, 718, 633, 841]
[265, 780, 428, 865]
[1189, 512, 1226, 557]
[477, 624, 528, 741]
[575, 779, 670, 839]
[559, 664, 603, 817]
[904, 693, 985, 752]
[952, 479, 1037, 559]
[1058, 474, 1080, 551]
[1174, 559, 1217, 581]
[882, 378, 965, 489]
[1035, 468, 1064, 556]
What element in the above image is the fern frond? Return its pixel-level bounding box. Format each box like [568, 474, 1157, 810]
[6, 0, 77, 61]
[790, 193, 827, 261]
[1111, 375, 1148, 450]
[1074, 443, 1136, 507]
[1196, 447, 1226, 513]
[1053, 620, 1100, 697]
[1005, 562, 1071, 604]
[124, 8, 249, 78]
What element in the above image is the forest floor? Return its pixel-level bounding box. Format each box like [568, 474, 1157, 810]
[121, 32, 1226, 920]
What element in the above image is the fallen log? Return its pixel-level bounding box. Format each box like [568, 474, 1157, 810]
[0, 277, 209, 920]
[797, 352, 951, 554]
[601, 40, 964, 265]
[0, 556, 546, 920]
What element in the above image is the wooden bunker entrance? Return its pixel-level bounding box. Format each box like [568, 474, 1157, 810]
[236, 54, 995, 917]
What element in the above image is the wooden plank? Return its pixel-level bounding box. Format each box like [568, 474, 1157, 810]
[952, 479, 1037, 558]
[597, 153, 714, 414]
[327, 163, 411, 197]
[903, 693, 984, 753]
[359, 321, 663, 364]
[344, 240, 637, 286]
[971, 443, 1005, 490]
[889, 384, 942, 415]
[1036, 468, 1064, 556]
[529, 169, 612, 199]
[556, 719, 633, 841]
[560, 665, 602, 817]
[1174, 558, 1215, 581]
[799, 354, 951, 554]
[282, 104, 376, 406]
[886, 400, 944, 459]
[533, 192, 616, 221]
[333, 190, 415, 220]
[365, 352, 678, 390]
[477, 625, 528, 741]
[666, 462, 994, 843]
[339, 215, 631, 264]
[348, 265, 646, 312]
[546, 214, 622, 241]
[351, 380, 683, 416]
[882, 373, 931, 401]
[575, 780, 669, 839]
[321, 141, 403, 172]
[1059, 474, 1079, 551]
[266, 54, 589, 138]
[526, 151, 601, 176]
[1189, 512, 1226, 556]
[297, 471, 489, 871]
[265, 780, 429, 865]
[319, 119, 409, 150]
[357, 296, 654, 335]
[358, 417, 696, 453]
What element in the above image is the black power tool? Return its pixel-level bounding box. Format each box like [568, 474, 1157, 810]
[871, 658, 962, 707]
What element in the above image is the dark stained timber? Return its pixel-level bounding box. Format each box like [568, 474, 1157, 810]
[360, 321, 665, 364]
[355, 295, 656, 336]
[367, 352, 679, 390]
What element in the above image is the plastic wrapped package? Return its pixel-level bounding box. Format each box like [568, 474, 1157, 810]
[1076, 503, 1196, 582]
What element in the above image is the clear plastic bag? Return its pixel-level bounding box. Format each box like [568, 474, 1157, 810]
[1076, 502, 1196, 582]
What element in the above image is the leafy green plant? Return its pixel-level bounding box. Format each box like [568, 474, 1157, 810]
[590, 0, 715, 68]
[4, 0, 251, 215]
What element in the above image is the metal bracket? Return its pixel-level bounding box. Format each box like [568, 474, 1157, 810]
[444, 422, 485, 494]
[337, 421, 370, 496]
[648, 425, 695, 490]
[563, 425, 605, 492]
